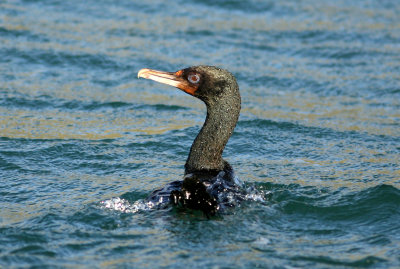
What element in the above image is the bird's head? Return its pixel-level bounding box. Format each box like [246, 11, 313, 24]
[138, 65, 239, 104]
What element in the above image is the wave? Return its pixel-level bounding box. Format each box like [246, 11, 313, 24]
[271, 183, 400, 224]
[0, 94, 187, 112]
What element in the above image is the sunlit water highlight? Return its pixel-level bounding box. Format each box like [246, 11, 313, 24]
[1, 0, 399, 268]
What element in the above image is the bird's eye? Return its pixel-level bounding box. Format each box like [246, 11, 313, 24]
[188, 73, 200, 84]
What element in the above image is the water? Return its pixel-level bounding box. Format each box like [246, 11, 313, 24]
[1, 0, 399, 268]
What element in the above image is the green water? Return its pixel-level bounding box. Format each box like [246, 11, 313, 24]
[1, 0, 399, 268]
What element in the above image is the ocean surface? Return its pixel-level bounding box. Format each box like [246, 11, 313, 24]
[1, 0, 400, 268]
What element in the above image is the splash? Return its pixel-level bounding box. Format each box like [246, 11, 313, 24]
[101, 172, 269, 214]
[100, 197, 161, 214]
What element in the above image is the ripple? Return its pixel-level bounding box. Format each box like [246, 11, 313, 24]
[1, 0, 400, 268]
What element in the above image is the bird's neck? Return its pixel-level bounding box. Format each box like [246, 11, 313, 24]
[185, 95, 240, 175]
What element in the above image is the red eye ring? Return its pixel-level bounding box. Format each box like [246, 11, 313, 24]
[188, 73, 200, 84]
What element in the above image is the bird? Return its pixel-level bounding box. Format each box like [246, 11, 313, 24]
[138, 66, 242, 216]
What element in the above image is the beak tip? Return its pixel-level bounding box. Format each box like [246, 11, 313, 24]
[137, 68, 149, 79]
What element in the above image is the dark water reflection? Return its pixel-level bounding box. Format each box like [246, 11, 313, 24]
[1, 0, 399, 268]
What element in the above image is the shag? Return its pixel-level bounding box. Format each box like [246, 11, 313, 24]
[138, 66, 241, 216]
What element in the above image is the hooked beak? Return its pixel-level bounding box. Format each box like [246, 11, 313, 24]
[138, 68, 197, 96]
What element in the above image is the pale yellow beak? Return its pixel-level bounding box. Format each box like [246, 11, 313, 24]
[138, 68, 198, 96]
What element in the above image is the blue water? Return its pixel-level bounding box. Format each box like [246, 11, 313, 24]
[1, 0, 400, 268]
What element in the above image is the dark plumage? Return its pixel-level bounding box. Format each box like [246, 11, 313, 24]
[138, 66, 241, 216]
